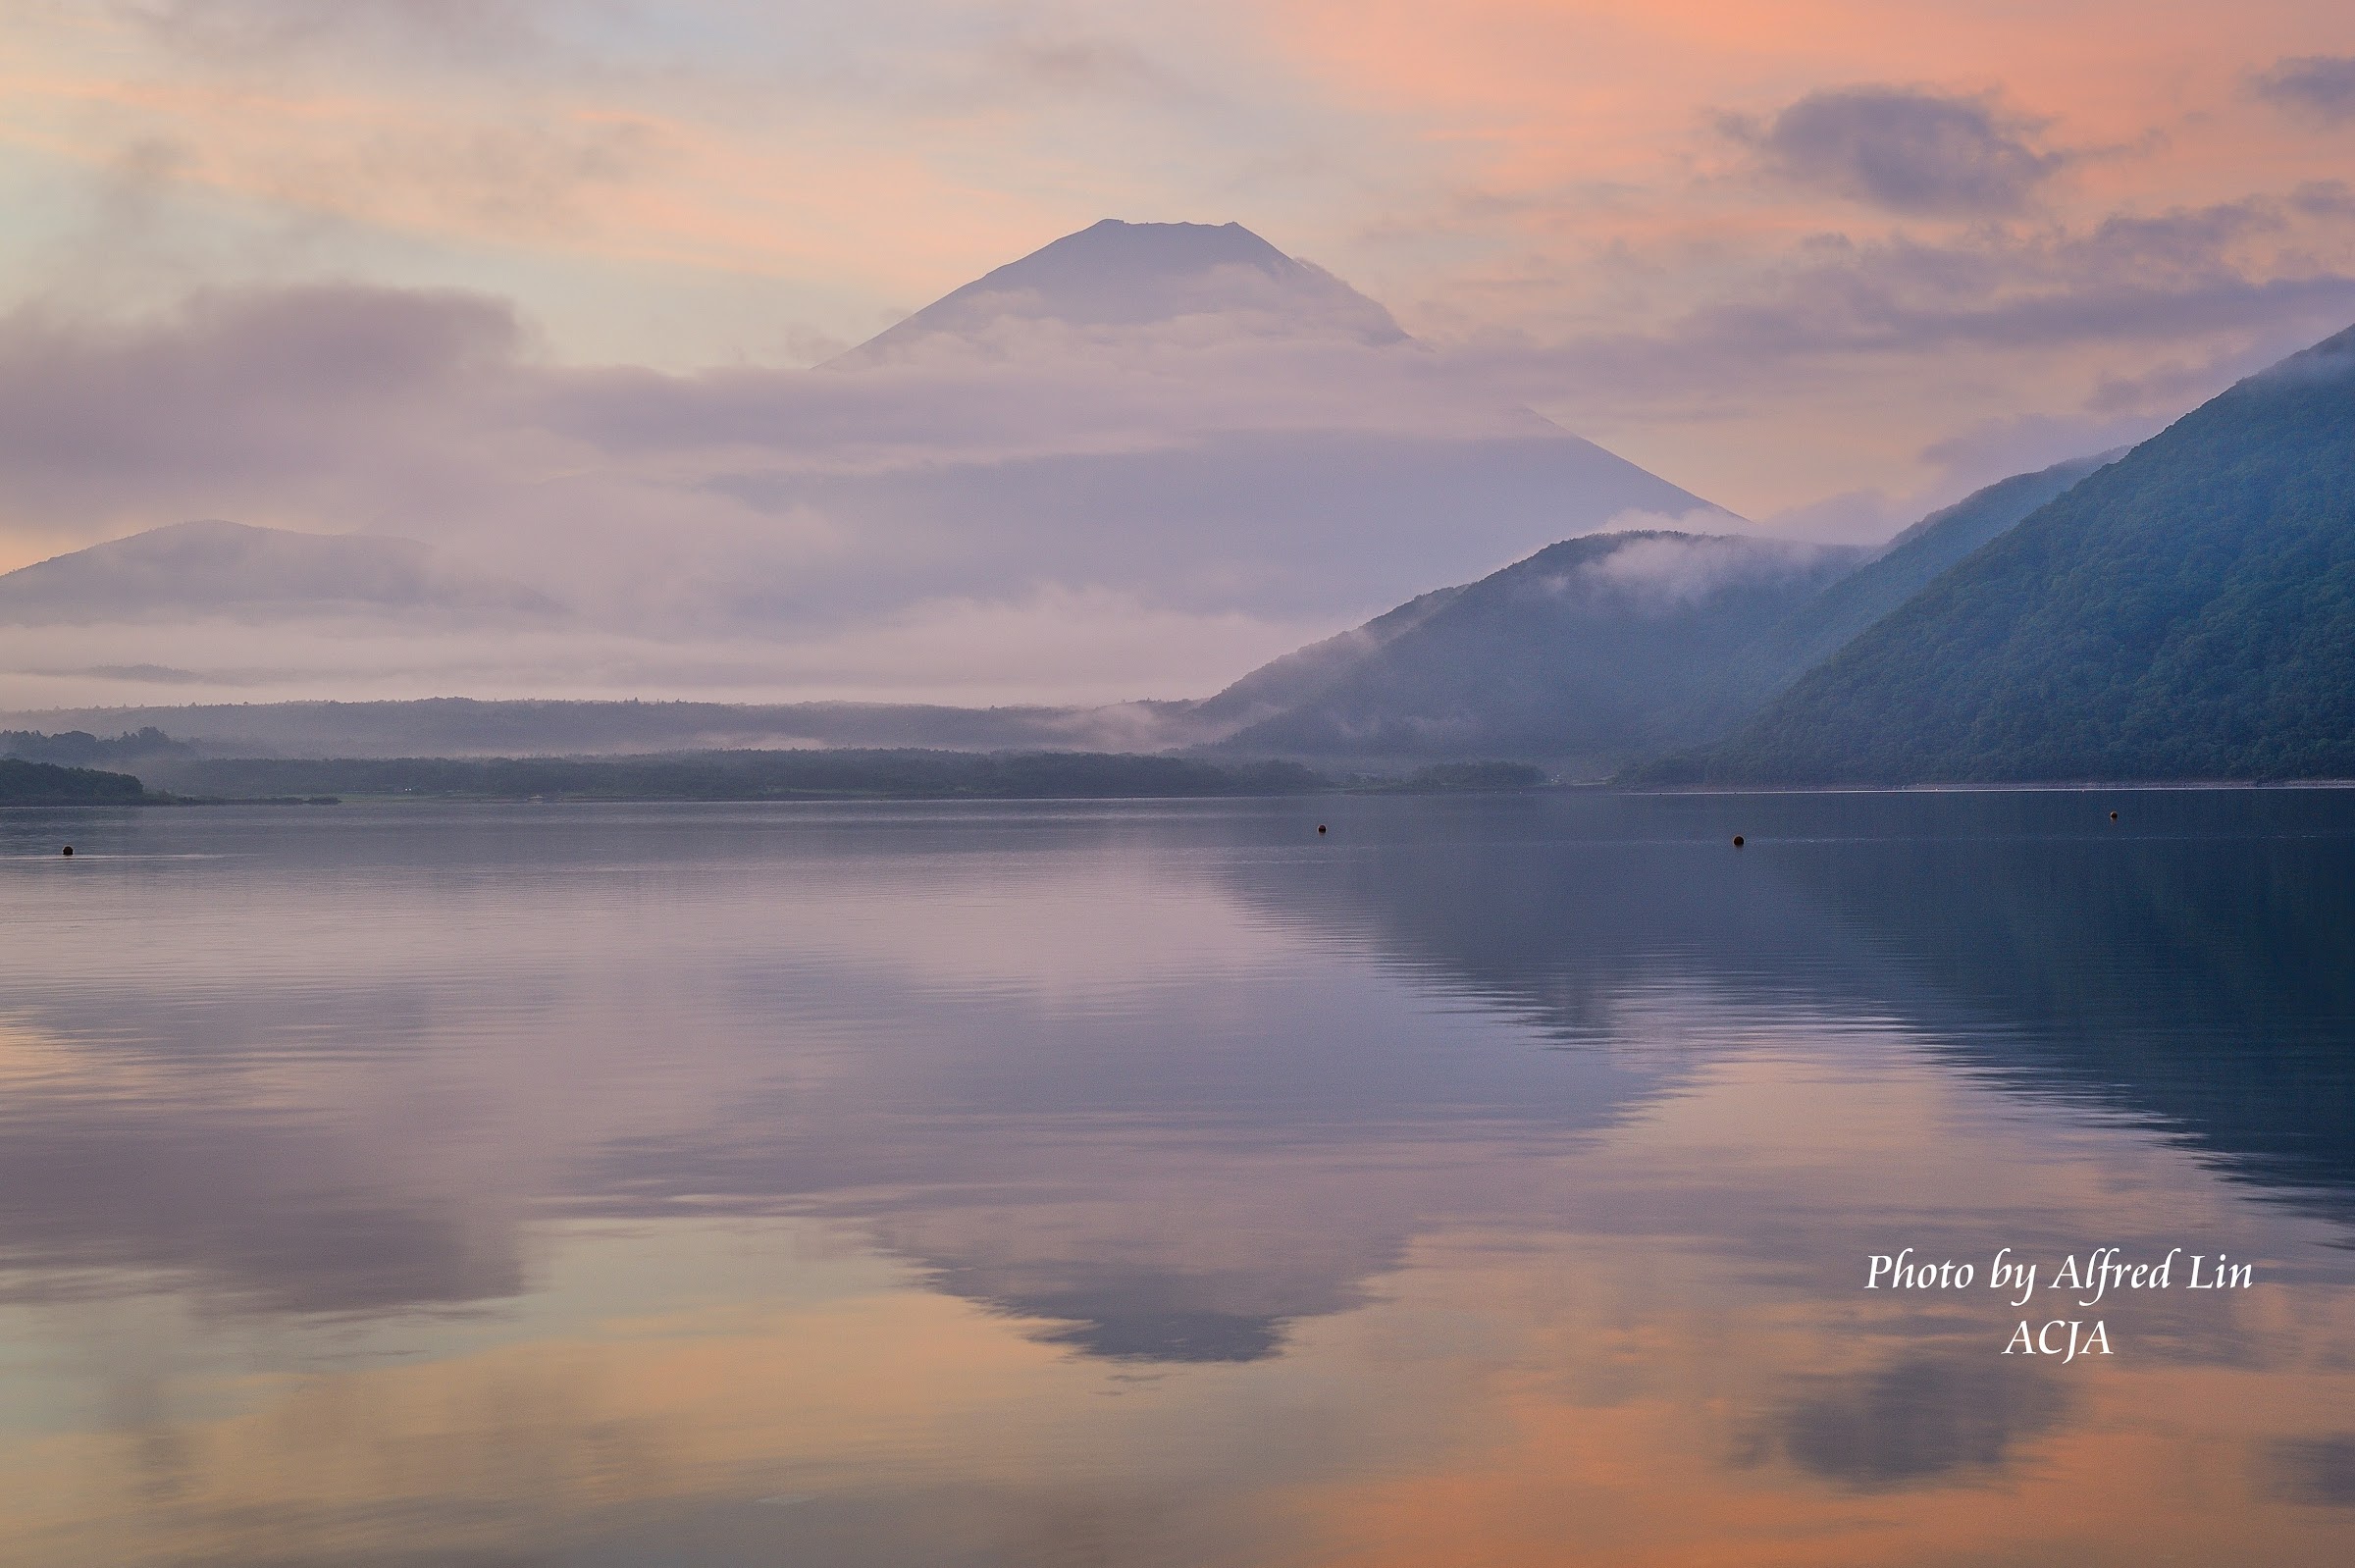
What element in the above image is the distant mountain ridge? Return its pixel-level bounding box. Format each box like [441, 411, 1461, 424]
[1687, 322, 2355, 783]
[0, 520, 559, 626]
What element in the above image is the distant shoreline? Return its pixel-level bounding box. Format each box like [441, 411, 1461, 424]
[16, 777, 2355, 811]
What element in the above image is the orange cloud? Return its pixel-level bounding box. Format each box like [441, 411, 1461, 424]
[5, 1, 2355, 527]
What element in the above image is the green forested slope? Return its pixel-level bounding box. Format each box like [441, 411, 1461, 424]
[1694, 324, 2355, 783]
[1738, 454, 2113, 684]
[1211, 531, 1859, 774]
[1202, 458, 2102, 774]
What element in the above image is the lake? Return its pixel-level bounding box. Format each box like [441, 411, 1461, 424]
[2, 791, 2351, 1565]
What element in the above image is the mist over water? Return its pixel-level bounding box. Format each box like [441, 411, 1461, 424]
[1, 792, 2350, 1565]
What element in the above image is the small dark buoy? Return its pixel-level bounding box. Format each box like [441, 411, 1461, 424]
[2109, 810, 2119, 821]
[1732, 835, 1745, 848]
[1317, 824, 1328, 835]
[61, 845, 73, 857]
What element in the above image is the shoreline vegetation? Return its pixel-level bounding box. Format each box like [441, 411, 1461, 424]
[0, 758, 147, 806]
[0, 743, 1550, 805]
[9, 729, 2354, 808]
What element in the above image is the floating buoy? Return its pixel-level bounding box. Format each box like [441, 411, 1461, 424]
[61, 845, 73, 857]
[1316, 824, 1328, 835]
[1732, 835, 1745, 848]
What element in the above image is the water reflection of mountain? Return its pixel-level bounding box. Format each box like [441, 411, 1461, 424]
[1788, 813, 2355, 1208]
[3, 792, 2346, 1375]
[798, 789, 2355, 1358]
[0, 805, 1694, 1358]
[1223, 791, 2355, 1209]
[1212, 794, 1852, 1043]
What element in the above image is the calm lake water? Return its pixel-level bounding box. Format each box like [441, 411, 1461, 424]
[2, 791, 2352, 1566]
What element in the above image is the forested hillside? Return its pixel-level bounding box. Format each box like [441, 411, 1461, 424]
[1689, 324, 2355, 782]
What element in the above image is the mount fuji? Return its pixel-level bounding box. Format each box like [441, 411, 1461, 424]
[2, 219, 1738, 713]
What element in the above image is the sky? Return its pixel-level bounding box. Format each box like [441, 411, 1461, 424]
[4, 0, 2355, 706]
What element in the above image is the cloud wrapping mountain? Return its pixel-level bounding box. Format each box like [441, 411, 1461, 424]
[0, 222, 1730, 707]
[1206, 530, 1861, 773]
[1204, 453, 2116, 775]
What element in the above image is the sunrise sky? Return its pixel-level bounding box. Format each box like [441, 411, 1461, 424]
[4, 0, 2355, 704]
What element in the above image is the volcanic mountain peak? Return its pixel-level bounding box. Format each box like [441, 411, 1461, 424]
[836, 219, 1407, 363]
